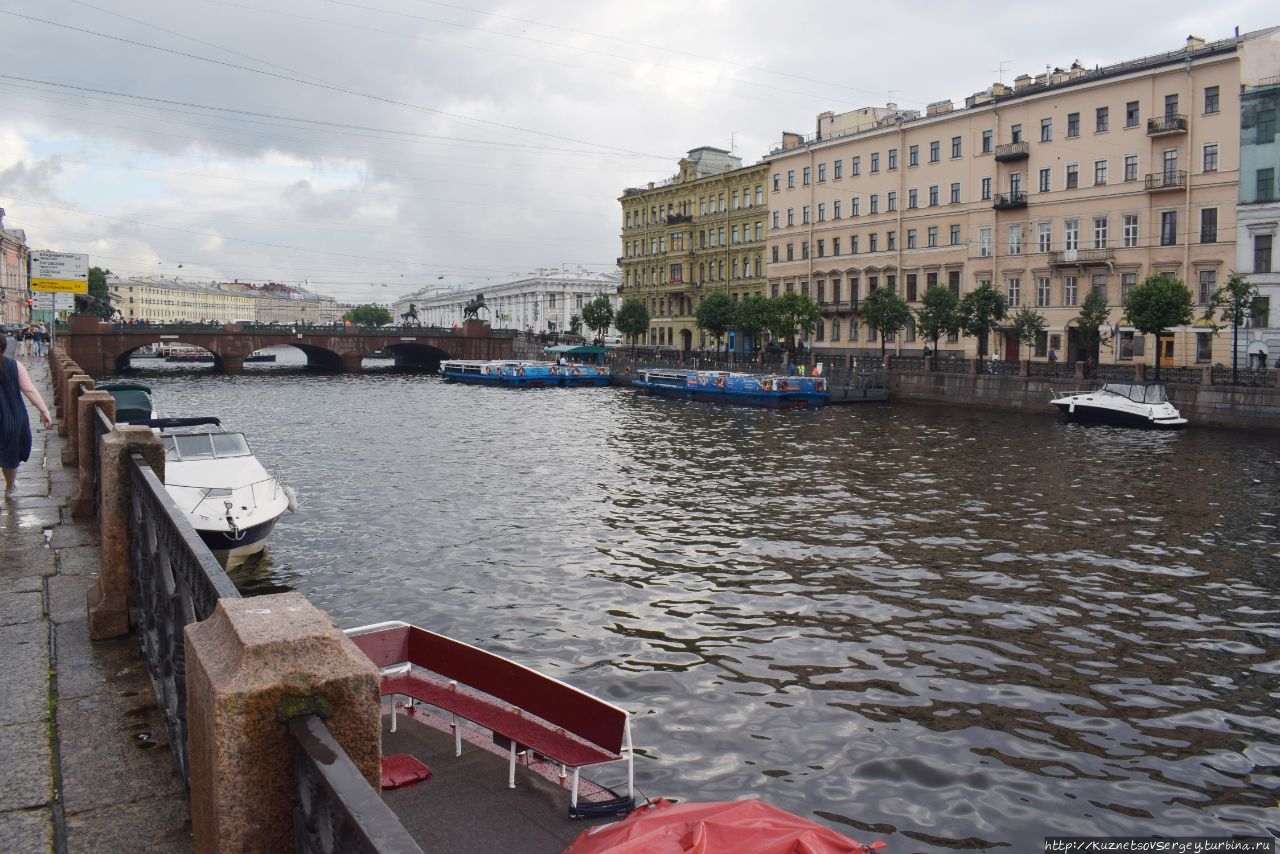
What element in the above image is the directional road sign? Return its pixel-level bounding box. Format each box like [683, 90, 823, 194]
[30, 251, 89, 293]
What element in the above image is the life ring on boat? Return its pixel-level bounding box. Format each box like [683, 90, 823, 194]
[624, 366, 632, 375]
[516, 365, 525, 376]
[760, 379, 773, 391]
[715, 376, 726, 388]
[816, 378, 826, 391]
[779, 380, 790, 391]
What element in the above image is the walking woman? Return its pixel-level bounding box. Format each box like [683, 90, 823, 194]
[0, 335, 53, 493]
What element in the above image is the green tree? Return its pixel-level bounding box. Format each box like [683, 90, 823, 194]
[1007, 306, 1047, 360]
[568, 314, 583, 336]
[914, 285, 962, 366]
[344, 304, 393, 326]
[1204, 271, 1258, 383]
[958, 281, 1008, 358]
[1123, 273, 1194, 381]
[1075, 286, 1113, 365]
[735, 294, 774, 357]
[613, 298, 650, 346]
[860, 285, 912, 357]
[581, 296, 615, 342]
[770, 291, 821, 348]
[695, 291, 738, 353]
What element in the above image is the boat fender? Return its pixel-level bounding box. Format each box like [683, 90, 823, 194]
[284, 485, 299, 513]
[1068, 400, 1075, 414]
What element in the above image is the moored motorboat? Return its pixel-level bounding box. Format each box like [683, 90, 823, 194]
[1050, 381, 1187, 429]
[149, 417, 296, 562]
[96, 381, 157, 422]
[438, 359, 609, 388]
[634, 369, 829, 408]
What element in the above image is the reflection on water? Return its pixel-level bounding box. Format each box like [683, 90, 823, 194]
[132, 347, 1280, 851]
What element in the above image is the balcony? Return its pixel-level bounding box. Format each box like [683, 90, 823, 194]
[994, 141, 1030, 162]
[1050, 248, 1115, 267]
[1147, 114, 1188, 136]
[666, 213, 693, 225]
[616, 257, 624, 266]
[992, 191, 1028, 210]
[1144, 170, 1187, 192]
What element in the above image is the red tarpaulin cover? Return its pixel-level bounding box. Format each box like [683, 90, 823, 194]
[564, 798, 885, 854]
[380, 754, 432, 790]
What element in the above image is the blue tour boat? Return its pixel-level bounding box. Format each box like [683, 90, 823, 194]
[633, 369, 829, 407]
[438, 360, 610, 388]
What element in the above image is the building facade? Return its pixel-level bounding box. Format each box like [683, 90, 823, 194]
[618, 148, 769, 351]
[393, 268, 621, 337]
[766, 28, 1280, 365]
[107, 277, 339, 325]
[0, 208, 29, 326]
[1236, 77, 1280, 366]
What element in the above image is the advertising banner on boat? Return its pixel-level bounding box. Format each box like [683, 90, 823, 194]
[30, 250, 89, 293]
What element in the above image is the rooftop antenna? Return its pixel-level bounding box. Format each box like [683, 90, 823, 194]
[729, 131, 737, 154]
[994, 61, 1012, 85]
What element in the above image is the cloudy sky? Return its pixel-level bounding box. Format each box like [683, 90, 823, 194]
[1, 1, 1275, 305]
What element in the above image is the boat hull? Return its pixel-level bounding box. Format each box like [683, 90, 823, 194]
[1052, 401, 1187, 429]
[197, 515, 280, 560]
[635, 371, 828, 408]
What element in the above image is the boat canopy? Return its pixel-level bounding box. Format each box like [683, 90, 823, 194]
[1102, 382, 1170, 404]
[545, 344, 608, 363]
[97, 383, 154, 423]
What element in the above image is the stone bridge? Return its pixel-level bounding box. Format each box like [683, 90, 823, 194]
[60, 316, 513, 375]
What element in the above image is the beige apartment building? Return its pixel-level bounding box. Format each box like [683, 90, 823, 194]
[767, 27, 1280, 366]
[619, 147, 769, 351]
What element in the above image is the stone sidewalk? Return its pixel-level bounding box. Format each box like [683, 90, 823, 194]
[0, 352, 191, 852]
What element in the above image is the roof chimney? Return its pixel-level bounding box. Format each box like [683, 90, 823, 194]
[1186, 34, 1205, 52]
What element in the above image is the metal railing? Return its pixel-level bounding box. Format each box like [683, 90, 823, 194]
[1049, 248, 1114, 265]
[289, 715, 425, 854]
[993, 191, 1028, 209]
[1144, 170, 1187, 191]
[994, 141, 1030, 160]
[1147, 114, 1188, 134]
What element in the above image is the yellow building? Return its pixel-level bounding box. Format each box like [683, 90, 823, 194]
[619, 148, 769, 351]
[766, 28, 1280, 366]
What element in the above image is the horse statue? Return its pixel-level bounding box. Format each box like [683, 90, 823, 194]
[462, 293, 487, 322]
[399, 303, 419, 326]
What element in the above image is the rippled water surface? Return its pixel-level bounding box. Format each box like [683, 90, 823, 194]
[135, 350, 1280, 851]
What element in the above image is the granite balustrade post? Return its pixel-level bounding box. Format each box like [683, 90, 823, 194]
[87, 426, 165, 640]
[185, 594, 381, 853]
[72, 390, 115, 518]
[61, 374, 94, 458]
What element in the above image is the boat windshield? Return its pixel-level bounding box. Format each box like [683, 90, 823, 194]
[1102, 383, 1169, 404]
[163, 432, 252, 461]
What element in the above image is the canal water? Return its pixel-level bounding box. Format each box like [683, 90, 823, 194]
[130, 348, 1279, 851]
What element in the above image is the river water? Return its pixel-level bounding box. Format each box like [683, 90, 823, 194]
[129, 348, 1279, 851]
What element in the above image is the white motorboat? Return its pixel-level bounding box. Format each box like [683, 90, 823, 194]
[1050, 381, 1188, 429]
[151, 417, 296, 562]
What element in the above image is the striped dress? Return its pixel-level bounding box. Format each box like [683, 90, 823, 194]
[0, 356, 33, 468]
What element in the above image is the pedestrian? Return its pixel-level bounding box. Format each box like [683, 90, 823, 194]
[15, 325, 28, 357]
[1048, 348, 1058, 364]
[34, 323, 47, 357]
[0, 335, 53, 493]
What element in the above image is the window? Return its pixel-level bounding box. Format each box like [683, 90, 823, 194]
[870, 152, 880, 172]
[756, 185, 764, 205]
[1257, 167, 1275, 201]
[950, 182, 961, 204]
[869, 233, 878, 252]
[1037, 276, 1051, 307]
[1161, 211, 1178, 246]
[1163, 148, 1180, 178]
[1065, 219, 1079, 251]
[981, 177, 992, 200]
[1007, 278, 1021, 307]
[887, 231, 896, 250]
[802, 205, 811, 224]
[1093, 216, 1108, 249]
[852, 156, 861, 176]
[1165, 94, 1179, 118]
[833, 200, 842, 219]
[888, 148, 898, 170]
[1126, 100, 1140, 127]
[1067, 112, 1080, 137]
[1038, 221, 1052, 253]
[929, 185, 939, 206]
[801, 241, 809, 259]
[887, 191, 897, 211]
[786, 243, 794, 261]
[817, 163, 826, 182]
[851, 235, 860, 253]
[1096, 106, 1109, 133]
[908, 188, 918, 208]
[834, 161, 842, 180]
[980, 226, 993, 257]
[1252, 296, 1271, 328]
[1197, 270, 1217, 304]
[831, 319, 841, 341]
[852, 196, 861, 216]
[1094, 159, 1108, 185]
[832, 237, 841, 256]
[1121, 272, 1137, 303]
[929, 141, 940, 162]
[1196, 332, 1213, 363]
[1203, 144, 1218, 173]
[870, 194, 879, 214]
[1124, 154, 1139, 182]
[951, 136, 962, 158]
[906, 274, 918, 302]
[1204, 85, 1219, 114]
[1040, 118, 1053, 142]
[927, 226, 938, 247]
[787, 208, 795, 226]
[1260, 109, 1277, 142]
[909, 145, 919, 166]
[1008, 224, 1022, 255]
[1011, 124, 1022, 143]
[1123, 214, 1139, 248]
[1256, 234, 1274, 273]
[787, 170, 795, 189]
[1063, 275, 1078, 307]
[1066, 164, 1079, 189]
[817, 203, 826, 222]
[1200, 208, 1217, 243]
[950, 224, 961, 245]
[907, 228, 917, 249]
[982, 129, 993, 153]
[1039, 167, 1051, 192]
[1092, 274, 1107, 298]
[802, 166, 811, 186]
[772, 174, 780, 192]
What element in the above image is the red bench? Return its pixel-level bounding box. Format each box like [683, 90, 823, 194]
[347, 621, 633, 807]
